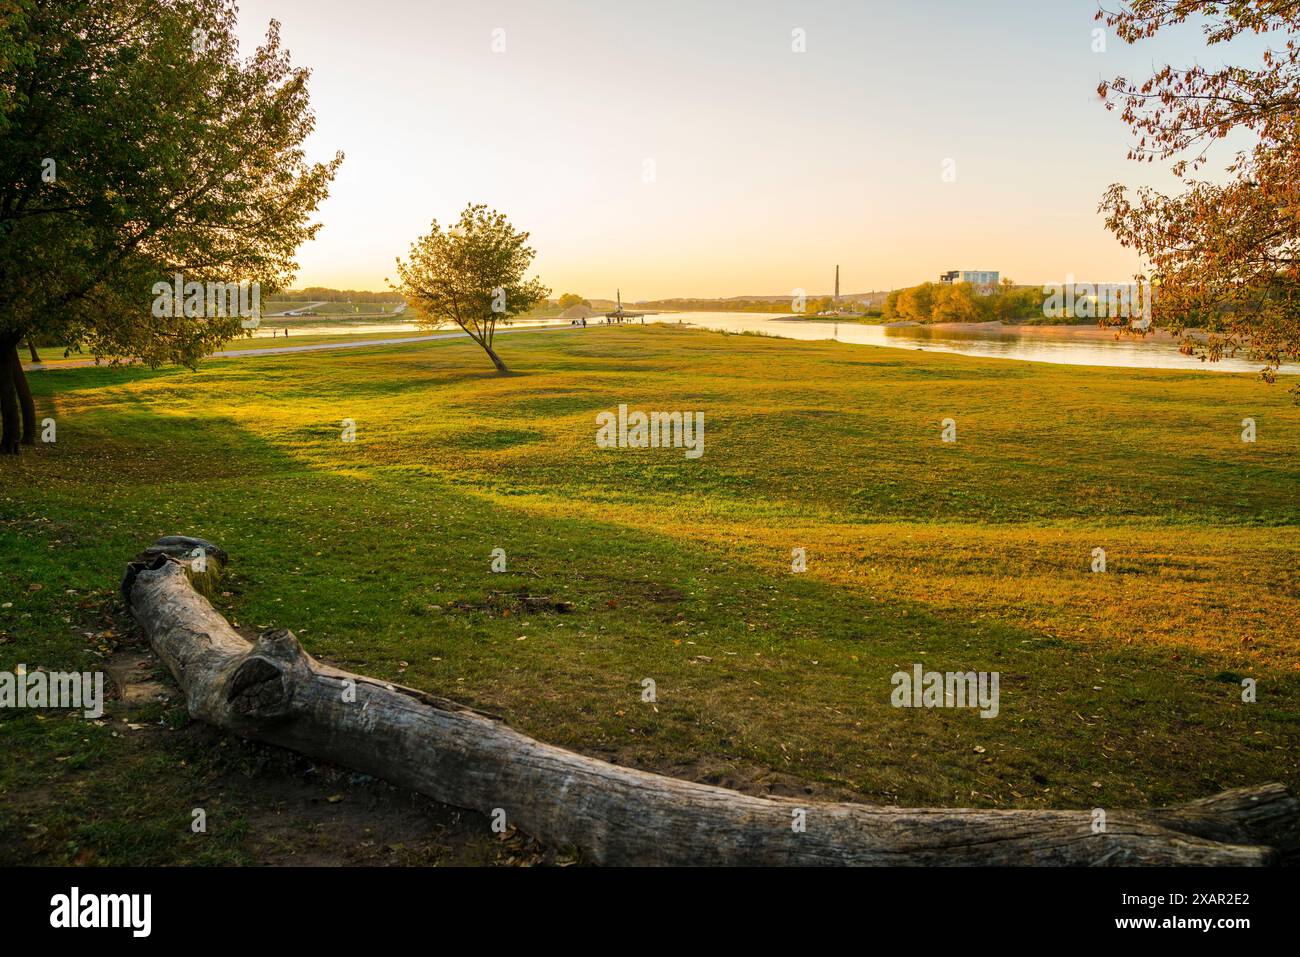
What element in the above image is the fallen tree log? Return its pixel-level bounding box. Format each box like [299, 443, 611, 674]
[123, 538, 1299, 866]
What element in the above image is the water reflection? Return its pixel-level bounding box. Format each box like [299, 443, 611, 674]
[669, 312, 1295, 374]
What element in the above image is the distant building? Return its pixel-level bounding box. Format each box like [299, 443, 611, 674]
[940, 269, 999, 289]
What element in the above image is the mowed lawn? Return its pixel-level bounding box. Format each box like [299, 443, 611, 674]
[1, 323, 1297, 864]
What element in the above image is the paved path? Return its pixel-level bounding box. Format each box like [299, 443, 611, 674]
[24, 323, 582, 371]
[264, 300, 328, 316]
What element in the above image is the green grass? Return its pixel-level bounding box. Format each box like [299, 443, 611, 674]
[1, 324, 1297, 864]
[301, 301, 398, 316]
[221, 330, 429, 351]
[23, 330, 432, 366]
[263, 300, 319, 313]
[265, 300, 405, 316]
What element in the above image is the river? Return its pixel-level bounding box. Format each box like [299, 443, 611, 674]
[665, 312, 1297, 374]
[257, 311, 1295, 374]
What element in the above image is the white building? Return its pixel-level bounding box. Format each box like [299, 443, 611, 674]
[940, 269, 999, 288]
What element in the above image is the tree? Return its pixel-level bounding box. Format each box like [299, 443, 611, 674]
[989, 279, 1045, 323]
[392, 204, 550, 373]
[802, 295, 834, 315]
[0, 0, 341, 453]
[1097, 1, 1300, 391]
[896, 282, 938, 321]
[882, 288, 903, 319]
[930, 282, 985, 323]
[557, 292, 589, 309]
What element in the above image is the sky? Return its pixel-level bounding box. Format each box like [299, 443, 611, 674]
[233, 0, 1252, 299]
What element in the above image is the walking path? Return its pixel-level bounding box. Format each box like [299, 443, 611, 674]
[264, 300, 328, 316]
[24, 323, 582, 371]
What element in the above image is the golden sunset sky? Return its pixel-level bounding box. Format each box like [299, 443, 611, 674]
[234, 0, 1247, 299]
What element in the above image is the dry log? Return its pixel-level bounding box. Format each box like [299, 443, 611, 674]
[123, 538, 1298, 866]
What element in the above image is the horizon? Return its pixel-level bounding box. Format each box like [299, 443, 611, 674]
[270, 278, 1151, 302]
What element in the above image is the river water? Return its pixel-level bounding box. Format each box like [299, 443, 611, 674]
[666, 312, 1296, 374]
[258, 312, 1295, 374]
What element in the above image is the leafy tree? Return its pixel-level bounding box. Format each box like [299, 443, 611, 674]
[896, 283, 938, 321]
[392, 204, 549, 373]
[0, 0, 341, 452]
[989, 280, 1045, 322]
[882, 288, 903, 319]
[803, 295, 835, 315]
[930, 282, 986, 323]
[557, 292, 590, 309]
[1097, 1, 1300, 390]
[883, 281, 1045, 324]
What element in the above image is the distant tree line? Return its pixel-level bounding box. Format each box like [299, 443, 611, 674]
[882, 281, 1047, 324]
[283, 287, 404, 303]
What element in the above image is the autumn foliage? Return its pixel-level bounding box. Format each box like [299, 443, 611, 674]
[1097, 1, 1300, 390]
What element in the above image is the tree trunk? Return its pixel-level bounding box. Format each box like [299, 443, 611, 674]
[0, 336, 19, 455]
[9, 346, 37, 445]
[26, 338, 41, 364]
[483, 342, 508, 373]
[123, 538, 1300, 867]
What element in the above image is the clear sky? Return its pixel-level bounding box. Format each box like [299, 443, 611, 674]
[233, 0, 1242, 299]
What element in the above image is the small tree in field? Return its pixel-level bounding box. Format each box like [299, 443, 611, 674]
[392, 205, 549, 373]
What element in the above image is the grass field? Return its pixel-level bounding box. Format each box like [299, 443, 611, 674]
[225, 330, 425, 350]
[25, 330, 432, 366]
[1, 323, 1297, 864]
[262, 300, 320, 313]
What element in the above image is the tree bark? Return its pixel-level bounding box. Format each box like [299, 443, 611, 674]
[0, 336, 19, 455]
[26, 338, 41, 364]
[456, 319, 509, 373]
[9, 346, 37, 444]
[483, 342, 508, 373]
[123, 538, 1300, 867]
